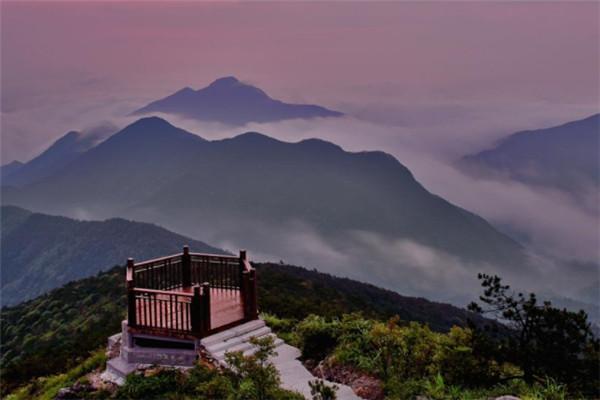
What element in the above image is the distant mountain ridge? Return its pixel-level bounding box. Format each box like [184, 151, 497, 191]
[461, 114, 599, 209]
[2, 125, 114, 187]
[0, 205, 224, 306]
[132, 76, 343, 125]
[2, 117, 533, 301]
[0, 161, 23, 179]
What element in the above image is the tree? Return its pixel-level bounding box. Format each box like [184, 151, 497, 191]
[224, 335, 285, 400]
[468, 273, 599, 394]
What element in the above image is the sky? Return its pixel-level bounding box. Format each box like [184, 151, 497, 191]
[1, 1, 599, 286]
[1, 1, 598, 161]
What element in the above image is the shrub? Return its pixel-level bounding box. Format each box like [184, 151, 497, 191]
[522, 378, 568, 400]
[225, 335, 289, 400]
[116, 369, 182, 399]
[295, 315, 341, 361]
[309, 379, 338, 400]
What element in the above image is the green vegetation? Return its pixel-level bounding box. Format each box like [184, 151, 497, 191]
[1, 262, 480, 395]
[1, 268, 125, 395]
[263, 276, 599, 399]
[114, 336, 303, 400]
[309, 380, 338, 400]
[3, 255, 596, 398]
[468, 274, 599, 395]
[7, 337, 303, 400]
[1, 205, 223, 306]
[6, 350, 107, 400]
[269, 313, 597, 399]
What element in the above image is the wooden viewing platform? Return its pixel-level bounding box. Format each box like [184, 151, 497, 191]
[126, 246, 258, 339]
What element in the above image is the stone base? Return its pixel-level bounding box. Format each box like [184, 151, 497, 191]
[101, 320, 199, 385]
[103, 357, 142, 385]
[120, 345, 197, 366]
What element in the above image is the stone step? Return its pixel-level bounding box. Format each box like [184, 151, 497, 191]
[205, 326, 272, 354]
[107, 333, 121, 349]
[212, 332, 277, 361]
[106, 356, 139, 380]
[200, 319, 266, 346]
[213, 334, 283, 361]
[215, 337, 285, 367]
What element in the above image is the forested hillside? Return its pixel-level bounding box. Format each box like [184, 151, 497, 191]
[0, 206, 223, 306]
[0, 262, 483, 394]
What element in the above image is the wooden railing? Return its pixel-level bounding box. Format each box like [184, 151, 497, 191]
[126, 246, 257, 338]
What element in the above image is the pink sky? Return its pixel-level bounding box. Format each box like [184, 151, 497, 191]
[1, 1, 598, 280]
[1, 1, 598, 161]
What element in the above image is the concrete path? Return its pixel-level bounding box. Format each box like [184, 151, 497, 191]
[270, 342, 360, 399]
[201, 319, 361, 399]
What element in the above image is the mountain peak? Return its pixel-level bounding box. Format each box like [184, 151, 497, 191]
[127, 116, 173, 129]
[132, 77, 343, 126]
[2, 160, 24, 168]
[174, 86, 196, 95]
[116, 117, 204, 141]
[62, 130, 82, 139]
[208, 76, 241, 88]
[229, 131, 280, 144]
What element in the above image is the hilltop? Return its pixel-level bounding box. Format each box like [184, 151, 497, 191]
[0, 261, 484, 393]
[132, 76, 343, 125]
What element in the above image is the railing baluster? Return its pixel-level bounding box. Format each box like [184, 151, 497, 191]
[151, 293, 156, 327]
[176, 296, 180, 330]
[147, 295, 151, 327]
[160, 298, 164, 328]
[221, 259, 225, 289]
[142, 295, 146, 327]
[169, 294, 174, 330]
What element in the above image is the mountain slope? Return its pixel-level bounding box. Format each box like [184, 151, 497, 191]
[461, 114, 599, 201]
[132, 76, 343, 125]
[1, 261, 485, 393]
[2, 117, 207, 214]
[0, 206, 224, 306]
[1, 160, 23, 179]
[2, 117, 530, 300]
[1, 127, 113, 187]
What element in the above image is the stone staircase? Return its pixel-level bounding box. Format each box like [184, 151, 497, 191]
[201, 320, 360, 399]
[201, 319, 283, 364]
[102, 319, 361, 399]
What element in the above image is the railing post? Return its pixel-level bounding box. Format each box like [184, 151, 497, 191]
[239, 249, 246, 291]
[191, 284, 202, 336]
[248, 269, 258, 320]
[242, 269, 257, 321]
[201, 282, 211, 335]
[182, 245, 191, 288]
[127, 258, 137, 327]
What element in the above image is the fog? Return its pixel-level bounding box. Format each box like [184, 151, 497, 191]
[3, 90, 598, 305]
[1, 1, 598, 309]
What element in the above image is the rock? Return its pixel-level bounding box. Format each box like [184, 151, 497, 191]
[55, 388, 73, 399]
[495, 397, 521, 400]
[54, 380, 95, 399]
[70, 381, 93, 393]
[312, 359, 384, 400]
[106, 334, 122, 359]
